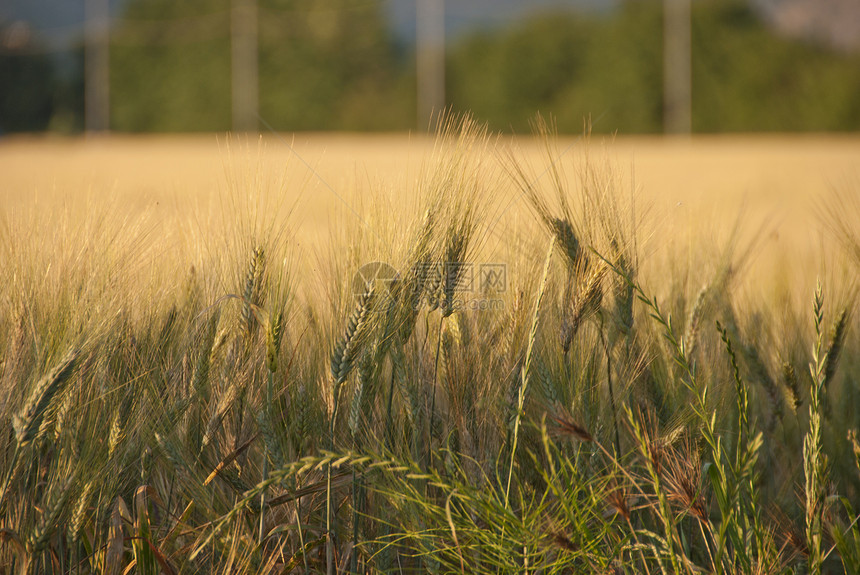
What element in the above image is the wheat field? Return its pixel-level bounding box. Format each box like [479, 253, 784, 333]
[1, 123, 860, 574]
[3, 132, 857, 284]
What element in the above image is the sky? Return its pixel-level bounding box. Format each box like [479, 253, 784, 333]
[387, 0, 614, 39]
[1, 0, 614, 49]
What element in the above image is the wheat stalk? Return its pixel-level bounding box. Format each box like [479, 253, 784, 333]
[327, 287, 376, 575]
[258, 304, 285, 540]
[505, 235, 554, 509]
[804, 280, 828, 575]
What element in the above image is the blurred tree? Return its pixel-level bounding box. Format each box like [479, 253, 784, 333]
[258, 0, 409, 130]
[110, 0, 232, 131]
[446, 0, 860, 134]
[48, 47, 86, 134]
[0, 23, 56, 133]
[447, 15, 590, 131]
[109, 0, 408, 132]
[446, 3, 666, 134]
[692, 0, 860, 131]
[8, 0, 858, 133]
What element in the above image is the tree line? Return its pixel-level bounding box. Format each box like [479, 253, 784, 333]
[2, 0, 859, 134]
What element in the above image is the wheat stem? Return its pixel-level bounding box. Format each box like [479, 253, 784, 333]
[505, 235, 554, 510]
[805, 280, 827, 575]
[428, 316, 445, 469]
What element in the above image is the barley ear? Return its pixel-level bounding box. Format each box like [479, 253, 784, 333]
[242, 246, 266, 337]
[192, 313, 219, 395]
[551, 217, 586, 272]
[610, 239, 635, 346]
[266, 308, 284, 374]
[348, 353, 374, 440]
[441, 228, 470, 318]
[823, 307, 849, 389]
[108, 411, 124, 460]
[27, 477, 73, 553]
[683, 284, 708, 358]
[781, 361, 802, 412]
[425, 262, 443, 311]
[52, 385, 75, 443]
[390, 341, 416, 428]
[13, 349, 79, 448]
[535, 355, 559, 406]
[848, 429, 860, 476]
[201, 379, 241, 452]
[566, 261, 606, 346]
[70, 480, 95, 541]
[331, 289, 376, 386]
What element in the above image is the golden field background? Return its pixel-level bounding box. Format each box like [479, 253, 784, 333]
[2, 133, 859, 303]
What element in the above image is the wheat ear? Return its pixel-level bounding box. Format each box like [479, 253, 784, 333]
[27, 477, 73, 554]
[2, 350, 79, 513]
[331, 289, 376, 386]
[12, 349, 79, 447]
[242, 246, 266, 337]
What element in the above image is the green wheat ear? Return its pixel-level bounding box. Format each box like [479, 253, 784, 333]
[266, 308, 284, 373]
[823, 306, 849, 389]
[551, 217, 586, 272]
[331, 288, 376, 386]
[242, 246, 266, 337]
[13, 349, 79, 448]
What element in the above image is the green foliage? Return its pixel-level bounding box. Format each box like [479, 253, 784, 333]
[109, 0, 409, 132]
[691, 1, 860, 131]
[6, 0, 860, 132]
[0, 39, 56, 132]
[257, 0, 411, 130]
[110, 0, 232, 131]
[447, 0, 860, 133]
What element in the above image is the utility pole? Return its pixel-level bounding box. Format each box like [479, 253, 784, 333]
[232, 0, 259, 132]
[85, 0, 110, 133]
[663, 0, 691, 134]
[416, 0, 445, 130]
